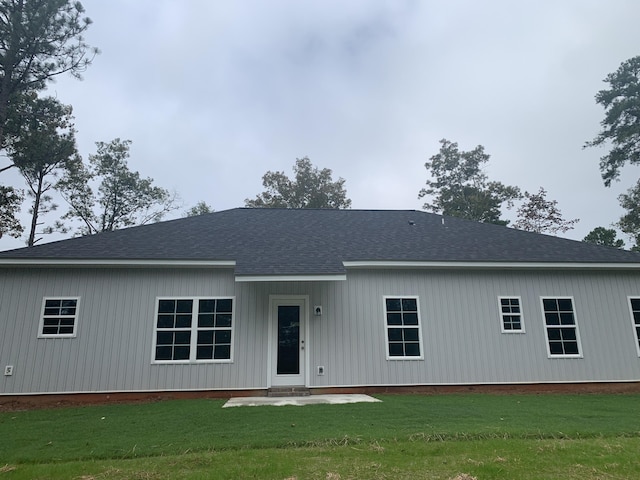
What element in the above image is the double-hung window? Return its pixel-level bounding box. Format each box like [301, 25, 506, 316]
[39, 297, 80, 338]
[541, 297, 582, 357]
[384, 296, 423, 359]
[498, 296, 524, 333]
[153, 297, 234, 363]
[628, 297, 640, 356]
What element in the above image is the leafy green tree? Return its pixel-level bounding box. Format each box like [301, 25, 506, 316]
[585, 56, 640, 186]
[0, 0, 96, 238]
[586, 56, 640, 248]
[57, 138, 178, 235]
[0, 185, 23, 239]
[419, 139, 521, 225]
[184, 201, 214, 217]
[583, 227, 625, 249]
[6, 96, 77, 246]
[513, 187, 579, 234]
[0, 0, 97, 151]
[617, 181, 640, 250]
[245, 157, 351, 209]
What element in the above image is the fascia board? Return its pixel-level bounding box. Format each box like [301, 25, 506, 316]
[235, 274, 347, 282]
[342, 261, 640, 270]
[0, 259, 236, 268]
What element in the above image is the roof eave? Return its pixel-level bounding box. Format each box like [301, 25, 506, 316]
[235, 274, 347, 282]
[343, 261, 640, 270]
[0, 259, 237, 268]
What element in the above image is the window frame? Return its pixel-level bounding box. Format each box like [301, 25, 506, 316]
[498, 296, 525, 333]
[38, 297, 80, 338]
[152, 296, 235, 364]
[627, 296, 640, 357]
[540, 296, 583, 359]
[382, 295, 424, 361]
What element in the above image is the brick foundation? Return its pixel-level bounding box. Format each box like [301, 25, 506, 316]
[2, 382, 640, 411]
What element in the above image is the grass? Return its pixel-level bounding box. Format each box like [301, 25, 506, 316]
[1, 393, 640, 479]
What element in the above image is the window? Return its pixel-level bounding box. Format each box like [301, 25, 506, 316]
[628, 297, 640, 356]
[498, 296, 524, 333]
[384, 296, 423, 359]
[541, 297, 582, 357]
[39, 298, 79, 338]
[153, 297, 234, 363]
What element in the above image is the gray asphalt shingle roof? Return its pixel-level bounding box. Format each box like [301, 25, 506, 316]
[1, 208, 639, 275]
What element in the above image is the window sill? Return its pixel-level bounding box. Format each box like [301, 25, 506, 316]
[547, 354, 583, 359]
[152, 360, 233, 365]
[386, 357, 424, 361]
[38, 334, 77, 339]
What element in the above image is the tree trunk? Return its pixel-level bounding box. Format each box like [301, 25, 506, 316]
[27, 174, 44, 247]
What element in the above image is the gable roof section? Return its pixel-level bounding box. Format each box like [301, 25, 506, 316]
[0, 208, 639, 277]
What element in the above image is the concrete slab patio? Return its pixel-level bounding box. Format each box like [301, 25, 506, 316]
[222, 394, 381, 408]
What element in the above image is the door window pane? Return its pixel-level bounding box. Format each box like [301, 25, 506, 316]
[277, 305, 300, 374]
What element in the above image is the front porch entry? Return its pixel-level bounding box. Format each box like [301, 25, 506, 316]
[269, 295, 308, 388]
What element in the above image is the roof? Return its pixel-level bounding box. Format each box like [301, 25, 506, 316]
[1, 208, 639, 277]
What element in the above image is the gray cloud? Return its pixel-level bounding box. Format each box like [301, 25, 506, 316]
[2, 0, 639, 249]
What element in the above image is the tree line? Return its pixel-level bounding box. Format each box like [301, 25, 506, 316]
[0, 0, 195, 246]
[0, 0, 97, 245]
[245, 143, 580, 235]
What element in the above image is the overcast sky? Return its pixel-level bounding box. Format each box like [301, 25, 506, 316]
[3, 0, 640, 250]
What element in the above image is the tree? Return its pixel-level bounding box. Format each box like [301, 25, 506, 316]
[57, 138, 178, 235]
[513, 187, 579, 234]
[617, 181, 640, 250]
[583, 227, 625, 249]
[0, 0, 96, 238]
[6, 96, 77, 246]
[585, 56, 640, 247]
[0, 185, 23, 239]
[585, 56, 640, 187]
[245, 157, 351, 209]
[0, 0, 97, 152]
[184, 201, 213, 217]
[418, 139, 521, 225]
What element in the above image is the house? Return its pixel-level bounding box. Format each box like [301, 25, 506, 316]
[1, 207, 640, 399]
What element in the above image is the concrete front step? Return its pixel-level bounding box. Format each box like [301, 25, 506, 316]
[267, 386, 311, 397]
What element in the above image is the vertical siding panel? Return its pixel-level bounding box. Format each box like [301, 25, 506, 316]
[20, 272, 41, 392]
[127, 271, 150, 390]
[334, 279, 347, 386]
[0, 269, 26, 392]
[323, 281, 338, 387]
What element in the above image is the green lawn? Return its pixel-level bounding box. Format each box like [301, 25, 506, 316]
[1, 393, 639, 479]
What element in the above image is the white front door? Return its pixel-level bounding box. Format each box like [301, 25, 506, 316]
[269, 296, 307, 387]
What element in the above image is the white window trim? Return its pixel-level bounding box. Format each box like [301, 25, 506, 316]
[38, 297, 80, 338]
[383, 295, 424, 361]
[498, 296, 525, 334]
[540, 296, 583, 359]
[152, 296, 235, 364]
[627, 296, 640, 357]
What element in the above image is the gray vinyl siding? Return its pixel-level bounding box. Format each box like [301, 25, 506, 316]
[314, 269, 640, 387]
[0, 267, 262, 394]
[2, 266, 640, 395]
